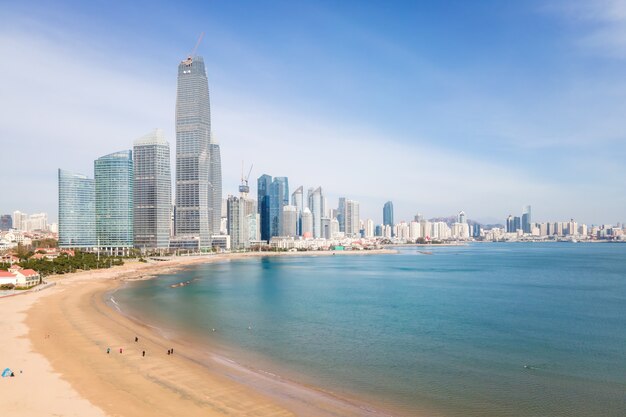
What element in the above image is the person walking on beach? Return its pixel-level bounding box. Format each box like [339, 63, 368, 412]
[142, 350, 145, 357]
[135, 336, 138, 342]
[167, 349, 170, 355]
[107, 347, 110, 354]
[171, 348, 174, 355]
[120, 348, 123, 354]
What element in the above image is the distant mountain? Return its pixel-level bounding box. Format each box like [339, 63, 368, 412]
[427, 215, 503, 229]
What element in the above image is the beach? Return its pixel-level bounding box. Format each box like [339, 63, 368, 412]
[1, 250, 398, 417]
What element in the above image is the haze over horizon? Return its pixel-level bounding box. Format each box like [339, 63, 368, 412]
[1, 0, 625, 225]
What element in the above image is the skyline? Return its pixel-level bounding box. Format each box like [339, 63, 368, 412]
[1, 1, 626, 224]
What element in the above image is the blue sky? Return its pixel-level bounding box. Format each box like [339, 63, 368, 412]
[1, 0, 625, 225]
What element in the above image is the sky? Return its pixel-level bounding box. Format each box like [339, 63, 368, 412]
[1, 0, 625, 225]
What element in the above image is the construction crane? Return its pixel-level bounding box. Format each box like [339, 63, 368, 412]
[239, 162, 253, 195]
[190, 32, 204, 58]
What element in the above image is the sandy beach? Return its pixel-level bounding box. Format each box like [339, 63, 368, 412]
[1, 250, 399, 417]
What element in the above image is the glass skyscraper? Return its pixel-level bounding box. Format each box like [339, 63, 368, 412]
[291, 186, 304, 236]
[307, 187, 324, 238]
[258, 174, 272, 242]
[95, 150, 133, 254]
[133, 129, 171, 250]
[270, 177, 289, 238]
[383, 201, 394, 227]
[522, 205, 532, 234]
[175, 54, 217, 248]
[58, 169, 96, 248]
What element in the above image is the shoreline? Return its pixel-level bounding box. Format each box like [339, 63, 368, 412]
[3, 248, 407, 417]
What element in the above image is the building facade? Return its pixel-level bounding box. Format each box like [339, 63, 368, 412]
[58, 169, 96, 248]
[258, 174, 272, 242]
[95, 150, 133, 255]
[175, 55, 212, 248]
[133, 129, 171, 251]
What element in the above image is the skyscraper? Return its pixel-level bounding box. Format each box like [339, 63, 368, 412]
[506, 215, 514, 233]
[95, 150, 133, 255]
[58, 169, 96, 248]
[383, 201, 394, 227]
[270, 177, 289, 238]
[291, 186, 304, 236]
[522, 205, 532, 234]
[12, 211, 27, 231]
[307, 187, 324, 238]
[458, 211, 466, 224]
[175, 54, 211, 248]
[344, 199, 360, 237]
[133, 129, 171, 250]
[337, 197, 346, 232]
[282, 205, 297, 237]
[301, 208, 313, 237]
[208, 137, 222, 236]
[258, 174, 272, 242]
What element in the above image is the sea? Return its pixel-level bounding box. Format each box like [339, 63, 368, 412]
[113, 243, 626, 416]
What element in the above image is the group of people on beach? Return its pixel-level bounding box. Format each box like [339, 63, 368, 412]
[105, 336, 174, 358]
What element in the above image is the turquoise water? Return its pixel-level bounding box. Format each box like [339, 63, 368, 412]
[115, 243, 626, 416]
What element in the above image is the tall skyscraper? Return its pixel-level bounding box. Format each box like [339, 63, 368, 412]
[208, 137, 222, 236]
[291, 186, 304, 236]
[301, 208, 313, 237]
[337, 197, 346, 232]
[175, 54, 212, 248]
[458, 211, 466, 224]
[95, 150, 133, 255]
[58, 169, 96, 248]
[270, 177, 289, 237]
[383, 201, 394, 227]
[506, 215, 514, 233]
[258, 174, 272, 242]
[133, 129, 171, 250]
[344, 199, 360, 237]
[282, 205, 297, 237]
[307, 187, 324, 238]
[522, 205, 532, 234]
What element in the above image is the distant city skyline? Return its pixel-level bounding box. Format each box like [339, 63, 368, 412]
[1, 1, 625, 224]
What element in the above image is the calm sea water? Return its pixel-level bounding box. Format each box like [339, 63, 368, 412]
[114, 243, 626, 416]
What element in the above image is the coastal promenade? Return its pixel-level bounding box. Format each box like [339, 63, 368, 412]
[0, 250, 398, 417]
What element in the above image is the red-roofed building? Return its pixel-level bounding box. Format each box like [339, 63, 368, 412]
[11, 268, 40, 287]
[0, 270, 17, 286]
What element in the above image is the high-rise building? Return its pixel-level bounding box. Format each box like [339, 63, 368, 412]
[321, 217, 331, 239]
[458, 211, 467, 224]
[227, 194, 256, 250]
[133, 129, 171, 251]
[257, 174, 272, 242]
[282, 205, 297, 237]
[12, 211, 27, 231]
[344, 199, 360, 237]
[175, 54, 211, 248]
[383, 201, 394, 227]
[513, 216, 521, 232]
[307, 187, 324, 238]
[291, 186, 304, 236]
[58, 169, 96, 248]
[365, 218, 375, 238]
[522, 205, 532, 234]
[27, 213, 48, 231]
[506, 215, 514, 233]
[301, 208, 313, 237]
[270, 177, 288, 237]
[95, 150, 133, 255]
[0, 214, 12, 231]
[337, 198, 346, 232]
[208, 138, 222, 236]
